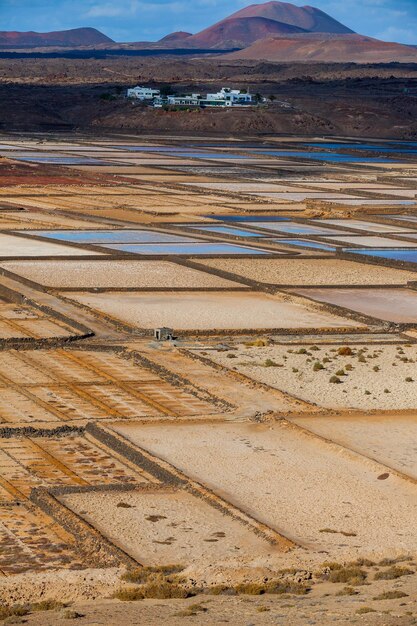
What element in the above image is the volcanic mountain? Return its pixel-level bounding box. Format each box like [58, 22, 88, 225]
[184, 16, 307, 49]
[159, 0, 354, 49]
[225, 33, 417, 63]
[0, 27, 114, 47]
[228, 1, 354, 34]
[158, 31, 192, 44]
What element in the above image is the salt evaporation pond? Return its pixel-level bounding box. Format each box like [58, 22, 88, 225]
[24, 230, 200, 245]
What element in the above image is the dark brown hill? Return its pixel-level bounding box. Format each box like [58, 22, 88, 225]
[158, 31, 192, 43]
[0, 27, 114, 47]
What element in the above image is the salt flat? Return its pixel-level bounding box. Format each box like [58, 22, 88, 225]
[65, 291, 366, 331]
[115, 420, 417, 560]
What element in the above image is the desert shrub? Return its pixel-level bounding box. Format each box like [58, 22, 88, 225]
[351, 558, 375, 567]
[322, 562, 343, 571]
[121, 565, 184, 584]
[335, 369, 346, 376]
[175, 603, 207, 616]
[31, 600, 67, 612]
[373, 590, 408, 600]
[356, 607, 376, 614]
[264, 359, 281, 367]
[113, 587, 145, 601]
[374, 566, 414, 580]
[378, 556, 413, 566]
[206, 585, 236, 596]
[0, 606, 30, 620]
[338, 346, 353, 356]
[62, 610, 84, 620]
[405, 377, 414, 382]
[336, 586, 358, 596]
[235, 580, 309, 595]
[245, 338, 269, 347]
[141, 578, 191, 599]
[328, 566, 367, 585]
[329, 375, 342, 384]
[313, 362, 324, 371]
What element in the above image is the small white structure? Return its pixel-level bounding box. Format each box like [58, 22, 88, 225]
[154, 327, 175, 341]
[127, 86, 161, 100]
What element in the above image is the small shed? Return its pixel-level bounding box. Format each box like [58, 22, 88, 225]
[154, 327, 174, 341]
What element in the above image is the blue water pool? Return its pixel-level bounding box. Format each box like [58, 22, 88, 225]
[20, 230, 200, 244]
[15, 156, 109, 165]
[303, 143, 417, 154]
[347, 249, 417, 263]
[104, 243, 269, 255]
[246, 222, 345, 236]
[188, 225, 268, 237]
[279, 239, 338, 252]
[254, 150, 395, 163]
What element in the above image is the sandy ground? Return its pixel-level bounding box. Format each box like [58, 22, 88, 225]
[65, 291, 365, 331]
[201, 342, 417, 409]
[0, 260, 241, 289]
[0, 233, 104, 257]
[114, 421, 417, 561]
[292, 414, 417, 479]
[198, 258, 417, 285]
[294, 287, 417, 323]
[60, 488, 275, 571]
[11, 589, 417, 626]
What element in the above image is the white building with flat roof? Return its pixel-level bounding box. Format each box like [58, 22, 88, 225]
[205, 88, 253, 105]
[127, 86, 161, 100]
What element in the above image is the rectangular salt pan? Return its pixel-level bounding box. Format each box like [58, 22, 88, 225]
[347, 249, 417, 263]
[206, 215, 289, 223]
[188, 225, 269, 237]
[104, 243, 270, 256]
[20, 230, 200, 245]
[246, 222, 346, 236]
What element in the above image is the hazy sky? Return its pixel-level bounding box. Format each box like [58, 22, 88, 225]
[2, 0, 417, 44]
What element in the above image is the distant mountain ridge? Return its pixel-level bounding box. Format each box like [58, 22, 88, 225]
[225, 33, 417, 63]
[0, 27, 114, 47]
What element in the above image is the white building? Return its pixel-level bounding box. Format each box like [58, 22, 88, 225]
[205, 88, 253, 105]
[166, 94, 202, 106]
[127, 86, 161, 100]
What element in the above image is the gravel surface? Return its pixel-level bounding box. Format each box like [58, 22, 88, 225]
[203, 342, 417, 410]
[199, 258, 417, 285]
